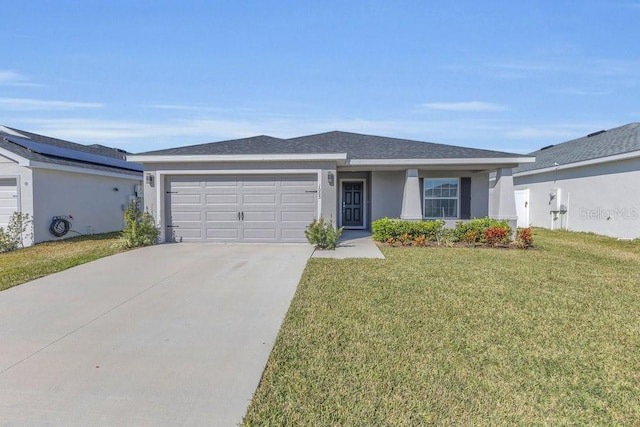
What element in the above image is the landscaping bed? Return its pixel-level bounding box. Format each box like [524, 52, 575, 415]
[372, 217, 534, 249]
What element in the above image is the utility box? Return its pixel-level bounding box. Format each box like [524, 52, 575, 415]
[549, 188, 562, 211]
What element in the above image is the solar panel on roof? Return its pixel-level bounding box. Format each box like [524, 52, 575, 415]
[3, 135, 143, 172]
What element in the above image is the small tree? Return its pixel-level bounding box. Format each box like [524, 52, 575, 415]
[120, 201, 160, 248]
[0, 212, 32, 253]
[304, 217, 343, 250]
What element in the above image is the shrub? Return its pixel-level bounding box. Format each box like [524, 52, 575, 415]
[436, 228, 457, 247]
[0, 212, 32, 253]
[413, 234, 427, 247]
[305, 217, 343, 250]
[120, 201, 160, 248]
[515, 227, 534, 249]
[372, 218, 445, 242]
[454, 217, 512, 243]
[461, 230, 480, 246]
[484, 226, 510, 247]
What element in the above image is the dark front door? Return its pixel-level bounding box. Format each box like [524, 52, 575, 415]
[342, 182, 364, 228]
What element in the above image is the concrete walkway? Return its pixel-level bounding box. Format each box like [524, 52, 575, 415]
[312, 230, 385, 259]
[0, 243, 314, 426]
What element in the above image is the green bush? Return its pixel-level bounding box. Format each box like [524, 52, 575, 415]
[371, 217, 445, 242]
[305, 217, 343, 250]
[120, 201, 160, 248]
[0, 212, 32, 253]
[454, 217, 512, 243]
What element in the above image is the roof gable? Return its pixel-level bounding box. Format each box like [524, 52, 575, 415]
[514, 123, 640, 174]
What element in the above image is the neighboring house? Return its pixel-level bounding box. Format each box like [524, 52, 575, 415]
[0, 125, 143, 246]
[512, 123, 640, 239]
[128, 131, 534, 243]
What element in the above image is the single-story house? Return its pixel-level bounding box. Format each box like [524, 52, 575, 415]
[512, 122, 640, 239]
[0, 125, 143, 246]
[128, 131, 534, 243]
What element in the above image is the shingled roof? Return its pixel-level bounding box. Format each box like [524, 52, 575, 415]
[138, 135, 331, 156]
[514, 123, 640, 174]
[136, 130, 525, 159]
[289, 131, 521, 159]
[0, 126, 142, 175]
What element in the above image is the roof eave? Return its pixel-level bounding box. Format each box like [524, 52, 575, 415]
[348, 157, 535, 166]
[127, 153, 349, 164]
[514, 151, 640, 177]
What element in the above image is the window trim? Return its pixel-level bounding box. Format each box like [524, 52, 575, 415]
[423, 177, 460, 219]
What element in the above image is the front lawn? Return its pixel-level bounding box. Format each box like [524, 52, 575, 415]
[0, 233, 125, 292]
[244, 229, 640, 425]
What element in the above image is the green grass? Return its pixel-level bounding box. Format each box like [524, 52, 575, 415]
[0, 232, 126, 292]
[244, 229, 640, 425]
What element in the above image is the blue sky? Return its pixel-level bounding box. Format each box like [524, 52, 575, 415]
[1, 1, 639, 153]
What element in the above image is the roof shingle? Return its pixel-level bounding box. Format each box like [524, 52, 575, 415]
[514, 123, 640, 174]
[136, 130, 525, 160]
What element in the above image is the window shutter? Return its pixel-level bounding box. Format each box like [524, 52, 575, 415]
[460, 177, 471, 219]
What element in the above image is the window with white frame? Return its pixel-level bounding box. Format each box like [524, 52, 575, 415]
[424, 178, 459, 218]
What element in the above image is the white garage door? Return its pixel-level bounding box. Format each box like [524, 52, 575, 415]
[166, 175, 318, 242]
[0, 178, 18, 230]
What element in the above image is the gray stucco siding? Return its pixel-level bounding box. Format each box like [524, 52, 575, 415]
[31, 169, 141, 243]
[370, 170, 405, 220]
[514, 157, 640, 239]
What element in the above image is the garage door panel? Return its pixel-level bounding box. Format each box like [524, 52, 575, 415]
[243, 211, 277, 222]
[280, 176, 316, 186]
[281, 228, 306, 239]
[0, 199, 17, 208]
[167, 174, 317, 243]
[281, 193, 316, 205]
[173, 228, 204, 240]
[172, 194, 202, 205]
[242, 179, 277, 188]
[281, 211, 315, 222]
[171, 179, 203, 188]
[243, 193, 276, 204]
[205, 179, 239, 188]
[0, 178, 18, 229]
[205, 194, 239, 205]
[243, 228, 277, 240]
[206, 211, 239, 222]
[206, 228, 240, 239]
[171, 211, 202, 222]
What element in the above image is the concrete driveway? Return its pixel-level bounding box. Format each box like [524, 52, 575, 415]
[0, 243, 313, 426]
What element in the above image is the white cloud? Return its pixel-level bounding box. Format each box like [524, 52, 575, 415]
[422, 101, 507, 112]
[549, 87, 612, 96]
[0, 98, 103, 111]
[0, 70, 43, 87]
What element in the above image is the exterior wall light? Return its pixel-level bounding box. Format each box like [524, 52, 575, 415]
[328, 172, 335, 187]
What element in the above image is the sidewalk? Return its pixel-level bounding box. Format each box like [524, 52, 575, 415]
[311, 230, 385, 259]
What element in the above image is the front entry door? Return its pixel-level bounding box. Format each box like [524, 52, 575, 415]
[342, 181, 364, 228]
